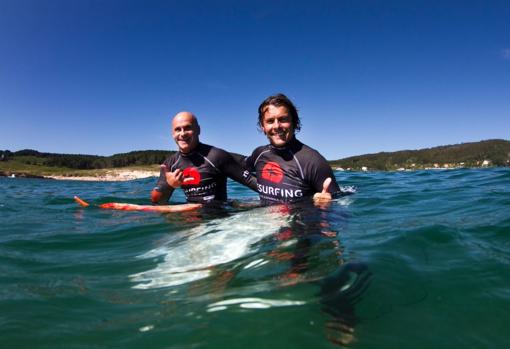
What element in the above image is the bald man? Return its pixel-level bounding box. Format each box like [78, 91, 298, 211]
[151, 112, 258, 204]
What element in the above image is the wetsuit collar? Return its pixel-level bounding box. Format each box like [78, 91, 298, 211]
[269, 137, 300, 152]
[180, 142, 202, 156]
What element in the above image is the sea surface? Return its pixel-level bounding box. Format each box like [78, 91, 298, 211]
[1, 168, 509, 349]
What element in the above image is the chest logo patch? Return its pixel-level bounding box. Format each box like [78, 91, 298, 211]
[182, 167, 201, 185]
[261, 161, 284, 183]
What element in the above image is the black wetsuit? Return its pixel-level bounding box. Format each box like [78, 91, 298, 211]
[244, 138, 340, 205]
[153, 143, 257, 204]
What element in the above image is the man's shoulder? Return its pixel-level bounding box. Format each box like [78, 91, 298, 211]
[250, 144, 270, 157]
[199, 143, 229, 157]
[163, 151, 179, 164]
[293, 140, 329, 166]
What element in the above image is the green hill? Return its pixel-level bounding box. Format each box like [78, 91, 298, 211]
[2, 139, 509, 177]
[0, 149, 173, 177]
[330, 139, 510, 171]
[0, 149, 172, 169]
[0, 149, 246, 177]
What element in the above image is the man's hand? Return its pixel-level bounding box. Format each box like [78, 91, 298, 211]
[313, 177, 333, 207]
[161, 164, 183, 188]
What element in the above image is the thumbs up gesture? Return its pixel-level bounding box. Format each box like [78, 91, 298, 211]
[313, 177, 333, 203]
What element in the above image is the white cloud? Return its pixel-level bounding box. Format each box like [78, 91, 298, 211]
[502, 48, 510, 59]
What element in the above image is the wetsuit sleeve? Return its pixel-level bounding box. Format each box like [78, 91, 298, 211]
[243, 147, 261, 172]
[151, 157, 176, 204]
[216, 150, 257, 192]
[229, 152, 248, 167]
[304, 152, 341, 197]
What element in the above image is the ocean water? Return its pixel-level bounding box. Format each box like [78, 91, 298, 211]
[1, 168, 509, 349]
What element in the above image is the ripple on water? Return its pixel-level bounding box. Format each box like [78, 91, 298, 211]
[1, 169, 510, 348]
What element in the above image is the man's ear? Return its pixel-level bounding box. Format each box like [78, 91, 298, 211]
[259, 124, 266, 135]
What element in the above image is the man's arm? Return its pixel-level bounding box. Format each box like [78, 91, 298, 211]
[229, 152, 248, 168]
[219, 151, 258, 192]
[305, 151, 340, 200]
[151, 164, 183, 204]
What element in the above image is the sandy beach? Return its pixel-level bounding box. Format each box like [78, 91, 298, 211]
[45, 169, 159, 182]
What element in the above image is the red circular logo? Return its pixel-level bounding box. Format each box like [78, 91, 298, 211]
[182, 167, 201, 185]
[261, 162, 284, 183]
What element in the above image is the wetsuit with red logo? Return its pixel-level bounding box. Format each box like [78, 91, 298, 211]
[244, 138, 340, 205]
[153, 143, 257, 204]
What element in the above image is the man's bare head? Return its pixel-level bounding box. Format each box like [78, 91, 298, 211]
[171, 111, 200, 153]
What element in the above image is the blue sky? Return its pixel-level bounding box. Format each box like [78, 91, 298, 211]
[1, 0, 509, 160]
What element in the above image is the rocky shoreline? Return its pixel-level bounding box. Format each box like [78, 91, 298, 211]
[0, 171, 45, 179]
[1, 170, 159, 182]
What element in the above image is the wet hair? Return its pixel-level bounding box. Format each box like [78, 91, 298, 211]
[257, 93, 301, 132]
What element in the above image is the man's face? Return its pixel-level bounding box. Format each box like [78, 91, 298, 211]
[261, 105, 295, 147]
[172, 113, 200, 153]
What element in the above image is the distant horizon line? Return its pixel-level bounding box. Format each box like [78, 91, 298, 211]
[2, 138, 509, 161]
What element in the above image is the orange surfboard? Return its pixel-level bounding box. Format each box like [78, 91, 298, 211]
[74, 196, 201, 213]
